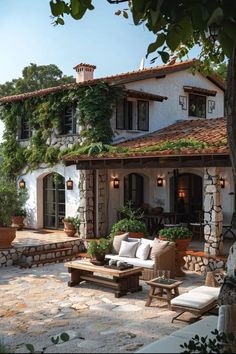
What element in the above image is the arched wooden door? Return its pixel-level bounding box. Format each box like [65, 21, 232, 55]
[43, 173, 65, 229]
[124, 173, 144, 208]
[171, 172, 203, 222]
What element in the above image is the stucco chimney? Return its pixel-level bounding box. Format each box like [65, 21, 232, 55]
[73, 63, 96, 83]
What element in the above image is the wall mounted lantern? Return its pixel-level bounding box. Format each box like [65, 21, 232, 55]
[19, 179, 25, 189]
[220, 177, 225, 189]
[66, 178, 73, 190]
[113, 178, 120, 189]
[157, 177, 164, 187]
[208, 23, 219, 42]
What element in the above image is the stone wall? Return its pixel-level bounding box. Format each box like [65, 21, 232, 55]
[47, 132, 81, 150]
[97, 170, 107, 236]
[203, 167, 224, 256]
[78, 170, 95, 238]
[0, 239, 85, 268]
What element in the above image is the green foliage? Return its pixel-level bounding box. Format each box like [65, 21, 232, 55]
[87, 238, 112, 257]
[63, 215, 80, 229]
[180, 329, 236, 353]
[117, 200, 144, 220]
[214, 62, 228, 80]
[0, 83, 122, 178]
[0, 63, 74, 98]
[13, 188, 29, 217]
[159, 226, 192, 242]
[0, 178, 19, 226]
[26, 332, 70, 353]
[110, 218, 147, 236]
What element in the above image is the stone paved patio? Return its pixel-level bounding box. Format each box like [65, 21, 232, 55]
[0, 263, 208, 353]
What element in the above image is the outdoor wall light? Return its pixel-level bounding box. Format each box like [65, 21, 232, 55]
[19, 179, 25, 189]
[113, 178, 120, 189]
[178, 191, 185, 198]
[66, 178, 73, 190]
[220, 177, 225, 189]
[208, 23, 219, 42]
[157, 177, 164, 187]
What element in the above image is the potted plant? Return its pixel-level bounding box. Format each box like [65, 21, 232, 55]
[0, 177, 19, 249]
[87, 238, 112, 265]
[159, 226, 192, 276]
[111, 201, 147, 238]
[63, 215, 80, 237]
[11, 188, 28, 230]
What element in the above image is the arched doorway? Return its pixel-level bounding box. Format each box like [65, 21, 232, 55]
[171, 172, 203, 222]
[43, 173, 65, 229]
[124, 173, 144, 207]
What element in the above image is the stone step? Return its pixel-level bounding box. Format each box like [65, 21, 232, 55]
[18, 252, 81, 269]
[22, 247, 71, 256]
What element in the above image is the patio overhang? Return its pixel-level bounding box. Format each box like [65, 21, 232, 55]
[183, 86, 217, 96]
[125, 89, 168, 102]
[63, 153, 231, 170]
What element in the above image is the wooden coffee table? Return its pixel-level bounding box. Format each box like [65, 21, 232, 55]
[145, 277, 183, 309]
[64, 260, 143, 298]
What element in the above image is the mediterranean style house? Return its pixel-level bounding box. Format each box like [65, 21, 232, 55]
[0, 59, 232, 257]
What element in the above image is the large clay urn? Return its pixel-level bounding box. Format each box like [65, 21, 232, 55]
[0, 227, 17, 249]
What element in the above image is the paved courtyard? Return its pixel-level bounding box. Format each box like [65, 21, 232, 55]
[0, 263, 207, 353]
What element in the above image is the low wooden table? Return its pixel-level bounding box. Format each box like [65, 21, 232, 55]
[64, 260, 143, 298]
[145, 277, 183, 309]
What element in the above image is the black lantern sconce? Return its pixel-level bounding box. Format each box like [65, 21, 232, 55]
[19, 179, 25, 189]
[220, 177, 225, 189]
[66, 178, 73, 190]
[157, 177, 164, 187]
[208, 22, 219, 42]
[113, 177, 120, 189]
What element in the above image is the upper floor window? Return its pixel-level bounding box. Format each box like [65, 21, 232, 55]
[61, 106, 76, 135]
[138, 100, 149, 131]
[19, 116, 32, 140]
[189, 94, 206, 118]
[116, 99, 149, 131]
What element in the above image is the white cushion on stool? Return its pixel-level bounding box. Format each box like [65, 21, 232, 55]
[189, 286, 220, 300]
[171, 292, 215, 309]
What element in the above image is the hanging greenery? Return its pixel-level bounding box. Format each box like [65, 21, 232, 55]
[0, 82, 123, 177]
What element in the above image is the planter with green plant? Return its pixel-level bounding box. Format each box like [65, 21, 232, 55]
[63, 215, 80, 237]
[159, 226, 192, 276]
[110, 201, 147, 238]
[87, 238, 112, 265]
[11, 188, 28, 230]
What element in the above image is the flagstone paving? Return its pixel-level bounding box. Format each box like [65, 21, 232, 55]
[0, 263, 206, 353]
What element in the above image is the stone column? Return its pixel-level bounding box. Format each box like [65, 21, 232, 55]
[204, 167, 223, 255]
[97, 170, 107, 237]
[78, 170, 94, 239]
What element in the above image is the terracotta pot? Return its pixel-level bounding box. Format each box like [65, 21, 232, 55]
[0, 227, 17, 249]
[63, 222, 76, 237]
[11, 216, 25, 231]
[116, 231, 144, 238]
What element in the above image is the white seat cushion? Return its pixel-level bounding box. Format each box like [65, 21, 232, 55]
[189, 286, 220, 300]
[171, 292, 216, 309]
[105, 254, 154, 269]
[136, 243, 151, 260]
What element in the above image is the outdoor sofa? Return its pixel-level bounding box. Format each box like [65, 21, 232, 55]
[105, 234, 176, 281]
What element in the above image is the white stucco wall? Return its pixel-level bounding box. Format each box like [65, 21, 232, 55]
[18, 164, 81, 229]
[111, 69, 224, 143]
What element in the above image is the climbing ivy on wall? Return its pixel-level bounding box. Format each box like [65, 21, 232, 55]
[0, 82, 123, 178]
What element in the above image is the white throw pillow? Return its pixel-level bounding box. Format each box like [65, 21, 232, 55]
[118, 240, 139, 258]
[136, 243, 151, 260]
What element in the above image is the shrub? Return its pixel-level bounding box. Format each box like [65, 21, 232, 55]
[159, 226, 192, 242]
[87, 238, 112, 257]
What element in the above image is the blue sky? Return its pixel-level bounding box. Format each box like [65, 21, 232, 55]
[0, 0, 197, 141]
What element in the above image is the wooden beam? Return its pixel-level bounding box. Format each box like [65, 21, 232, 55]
[71, 155, 231, 170]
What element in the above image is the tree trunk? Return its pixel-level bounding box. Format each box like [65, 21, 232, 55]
[226, 43, 236, 181]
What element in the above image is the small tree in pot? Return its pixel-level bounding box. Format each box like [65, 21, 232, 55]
[110, 201, 147, 238]
[87, 238, 112, 265]
[11, 188, 28, 230]
[63, 215, 80, 237]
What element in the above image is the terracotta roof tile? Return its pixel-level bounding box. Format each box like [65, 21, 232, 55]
[0, 59, 206, 103]
[63, 117, 229, 161]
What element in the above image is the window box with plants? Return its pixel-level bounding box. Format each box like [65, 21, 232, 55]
[63, 215, 80, 237]
[87, 238, 112, 266]
[110, 201, 148, 238]
[159, 226, 192, 276]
